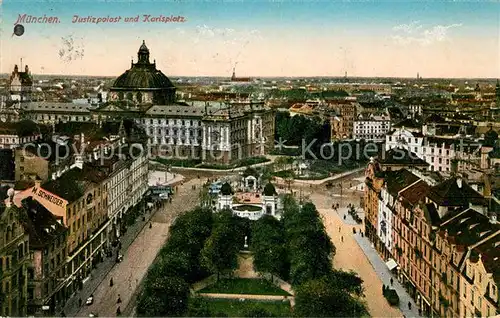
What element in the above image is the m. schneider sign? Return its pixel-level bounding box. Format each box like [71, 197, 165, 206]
[32, 187, 67, 208]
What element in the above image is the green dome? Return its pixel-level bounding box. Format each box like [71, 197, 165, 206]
[221, 182, 233, 195]
[113, 67, 175, 90]
[263, 183, 277, 196]
[111, 41, 176, 104]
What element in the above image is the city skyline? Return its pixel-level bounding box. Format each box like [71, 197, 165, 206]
[1, 0, 499, 78]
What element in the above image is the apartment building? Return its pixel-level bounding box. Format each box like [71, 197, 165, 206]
[20, 197, 67, 316]
[0, 200, 29, 317]
[329, 101, 357, 140]
[353, 112, 391, 141]
[0, 120, 41, 149]
[32, 165, 109, 297]
[96, 145, 149, 244]
[365, 161, 499, 317]
[15, 140, 73, 182]
[386, 128, 479, 173]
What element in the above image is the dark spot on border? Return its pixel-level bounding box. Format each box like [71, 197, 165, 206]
[14, 24, 24, 36]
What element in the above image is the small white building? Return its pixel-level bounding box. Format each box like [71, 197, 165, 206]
[215, 182, 282, 220]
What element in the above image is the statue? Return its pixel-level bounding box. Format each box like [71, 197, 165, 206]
[244, 236, 248, 248]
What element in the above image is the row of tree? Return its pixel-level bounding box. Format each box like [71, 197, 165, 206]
[251, 195, 369, 317]
[275, 112, 331, 149]
[136, 207, 250, 317]
[136, 207, 214, 316]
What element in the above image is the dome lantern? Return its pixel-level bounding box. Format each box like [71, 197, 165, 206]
[137, 40, 150, 64]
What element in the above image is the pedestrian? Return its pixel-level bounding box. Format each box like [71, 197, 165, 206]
[116, 306, 121, 316]
[341, 236, 344, 242]
[344, 215, 346, 220]
[117, 294, 122, 304]
[339, 226, 341, 232]
[408, 301, 412, 310]
[149, 222, 152, 229]
[110, 278, 114, 287]
[390, 277, 394, 286]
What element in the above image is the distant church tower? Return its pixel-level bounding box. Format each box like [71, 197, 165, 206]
[9, 63, 33, 103]
[496, 79, 500, 107]
[231, 67, 236, 81]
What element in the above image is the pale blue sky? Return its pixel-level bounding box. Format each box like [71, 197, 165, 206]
[1, 0, 499, 77]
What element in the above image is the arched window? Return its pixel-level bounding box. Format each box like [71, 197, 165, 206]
[19, 243, 24, 258]
[126, 92, 133, 101]
[6, 225, 11, 241]
[86, 193, 93, 204]
[118, 92, 124, 100]
[136, 92, 142, 103]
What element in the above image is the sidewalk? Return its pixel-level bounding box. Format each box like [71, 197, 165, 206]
[334, 206, 365, 227]
[353, 233, 421, 318]
[60, 207, 155, 316]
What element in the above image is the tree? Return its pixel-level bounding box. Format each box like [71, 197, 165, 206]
[325, 270, 365, 297]
[147, 252, 192, 282]
[186, 297, 212, 317]
[243, 307, 276, 317]
[251, 215, 290, 280]
[137, 276, 190, 317]
[201, 211, 241, 280]
[294, 276, 368, 317]
[283, 201, 336, 285]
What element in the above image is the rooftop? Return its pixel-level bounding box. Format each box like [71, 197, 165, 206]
[379, 148, 429, 167]
[0, 120, 40, 137]
[384, 169, 421, 197]
[428, 177, 485, 207]
[42, 164, 108, 202]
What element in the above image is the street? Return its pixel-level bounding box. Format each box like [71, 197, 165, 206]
[290, 172, 408, 317]
[72, 177, 204, 317]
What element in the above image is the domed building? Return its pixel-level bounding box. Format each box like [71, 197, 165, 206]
[108, 41, 176, 105]
[92, 41, 275, 164]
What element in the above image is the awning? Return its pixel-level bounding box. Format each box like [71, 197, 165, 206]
[386, 258, 397, 271]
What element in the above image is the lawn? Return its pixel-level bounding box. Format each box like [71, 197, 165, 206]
[205, 299, 292, 317]
[200, 278, 291, 296]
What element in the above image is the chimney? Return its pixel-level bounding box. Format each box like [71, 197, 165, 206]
[456, 177, 463, 189]
[489, 212, 498, 224]
[450, 159, 458, 176]
[34, 178, 41, 189]
[6, 188, 15, 207]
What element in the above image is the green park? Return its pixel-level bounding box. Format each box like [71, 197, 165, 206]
[135, 194, 369, 317]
